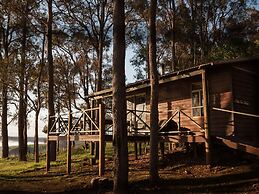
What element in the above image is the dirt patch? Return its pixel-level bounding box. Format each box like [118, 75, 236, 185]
[0, 145, 259, 193]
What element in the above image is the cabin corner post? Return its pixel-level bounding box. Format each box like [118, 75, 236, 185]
[133, 96, 138, 160]
[67, 112, 72, 174]
[202, 69, 212, 165]
[46, 120, 50, 172]
[99, 103, 105, 176]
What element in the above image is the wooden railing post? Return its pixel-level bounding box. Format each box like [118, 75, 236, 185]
[99, 103, 105, 176]
[83, 110, 86, 131]
[46, 115, 51, 172]
[90, 100, 95, 161]
[177, 108, 181, 131]
[202, 69, 212, 165]
[133, 97, 138, 160]
[67, 112, 72, 174]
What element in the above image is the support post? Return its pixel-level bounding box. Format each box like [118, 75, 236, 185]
[99, 103, 105, 176]
[202, 69, 212, 165]
[46, 136, 50, 172]
[133, 96, 138, 160]
[139, 143, 142, 156]
[177, 108, 181, 131]
[160, 142, 165, 160]
[67, 112, 72, 174]
[83, 111, 86, 131]
[90, 100, 96, 164]
[57, 115, 60, 152]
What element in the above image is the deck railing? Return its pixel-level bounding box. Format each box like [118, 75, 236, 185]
[159, 108, 205, 135]
[48, 106, 102, 136]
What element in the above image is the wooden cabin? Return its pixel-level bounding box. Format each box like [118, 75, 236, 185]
[90, 57, 259, 155]
[46, 57, 259, 175]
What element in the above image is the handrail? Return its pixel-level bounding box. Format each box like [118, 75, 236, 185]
[48, 107, 101, 136]
[159, 108, 205, 132]
[212, 107, 259, 118]
[127, 109, 150, 130]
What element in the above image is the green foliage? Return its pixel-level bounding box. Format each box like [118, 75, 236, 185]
[127, 0, 259, 80]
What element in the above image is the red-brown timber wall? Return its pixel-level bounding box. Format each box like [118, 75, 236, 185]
[209, 67, 234, 137]
[146, 76, 204, 132]
[232, 63, 259, 146]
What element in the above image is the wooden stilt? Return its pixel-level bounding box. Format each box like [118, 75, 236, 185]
[134, 141, 138, 160]
[144, 143, 148, 154]
[46, 115, 50, 172]
[139, 143, 142, 156]
[202, 70, 212, 165]
[90, 100, 96, 165]
[46, 138, 50, 172]
[99, 103, 105, 176]
[160, 142, 165, 160]
[67, 112, 72, 174]
[192, 143, 198, 159]
[134, 97, 138, 160]
[177, 108, 181, 131]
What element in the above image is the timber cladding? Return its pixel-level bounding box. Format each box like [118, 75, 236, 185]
[146, 76, 205, 132]
[209, 67, 234, 137]
[89, 57, 259, 148]
[232, 64, 259, 146]
[144, 58, 259, 147]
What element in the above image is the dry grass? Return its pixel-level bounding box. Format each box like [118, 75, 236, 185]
[0, 143, 259, 193]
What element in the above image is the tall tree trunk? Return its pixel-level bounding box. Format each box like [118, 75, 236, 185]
[169, 0, 176, 71]
[24, 77, 28, 155]
[199, 0, 205, 61]
[112, 0, 128, 193]
[149, 0, 159, 183]
[1, 15, 10, 158]
[47, 0, 56, 161]
[18, 3, 28, 161]
[96, 2, 105, 92]
[1, 84, 8, 158]
[190, 0, 197, 66]
[34, 35, 45, 163]
[34, 110, 40, 162]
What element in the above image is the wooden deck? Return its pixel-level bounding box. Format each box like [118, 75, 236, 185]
[48, 131, 205, 143]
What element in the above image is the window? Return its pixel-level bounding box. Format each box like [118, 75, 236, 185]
[191, 83, 203, 117]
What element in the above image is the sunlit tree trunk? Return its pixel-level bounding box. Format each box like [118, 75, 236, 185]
[149, 0, 159, 183]
[47, 0, 56, 161]
[112, 0, 128, 193]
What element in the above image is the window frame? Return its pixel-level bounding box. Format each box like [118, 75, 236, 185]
[191, 83, 204, 117]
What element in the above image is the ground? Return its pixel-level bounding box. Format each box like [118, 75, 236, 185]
[0, 143, 259, 194]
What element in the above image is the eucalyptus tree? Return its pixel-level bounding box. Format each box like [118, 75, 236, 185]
[148, 0, 159, 183]
[0, 0, 18, 158]
[16, 0, 31, 161]
[28, 1, 48, 163]
[112, 0, 128, 192]
[55, 0, 113, 93]
[47, 0, 57, 162]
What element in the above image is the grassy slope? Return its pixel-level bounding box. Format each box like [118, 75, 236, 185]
[0, 143, 259, 193]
